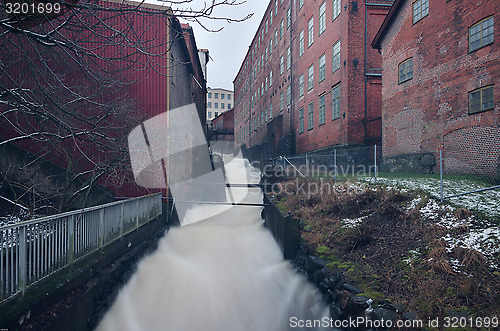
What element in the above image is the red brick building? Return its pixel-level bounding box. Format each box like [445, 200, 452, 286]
[208, 108, 235, 142]
[372, 0, 500, 174]
[233, 0, 391, 162]
[0, 1, 208, 209]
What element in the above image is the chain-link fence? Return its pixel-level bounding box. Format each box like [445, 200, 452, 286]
[268, 145, 500, 218]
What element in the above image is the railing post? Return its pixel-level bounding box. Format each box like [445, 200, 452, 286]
[19, 226, 27, 295]
[68, 215, 75, 265]
[374, 145, 378, 183]
[99, 208, 104, 247]
[120, 201, 125, 236]
[136, 199, 139, 228]
[440, 150, 444, 203]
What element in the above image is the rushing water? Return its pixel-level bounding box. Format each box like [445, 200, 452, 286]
[96, 157, 330, 331]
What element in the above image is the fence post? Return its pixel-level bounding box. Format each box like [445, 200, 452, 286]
[374, 145, 378, 183]
[68, 215, 75, 265]
[99, 208, 104, 247]
[334, 149, 337, 182]
[440, 150, 443, 203]
[306, 153, 309, 176]
[19, 226, 27, 295]
[120, 201, 125, 236]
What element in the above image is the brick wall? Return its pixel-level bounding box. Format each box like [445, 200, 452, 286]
[379, 0, 500, 173]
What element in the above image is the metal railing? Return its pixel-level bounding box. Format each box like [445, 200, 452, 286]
[0, 193, 162, 302]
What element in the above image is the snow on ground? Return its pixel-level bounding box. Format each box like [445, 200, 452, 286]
[369, 176, 500, 218]
[416, 198, 500, 270]
[341, 215, 368, 229]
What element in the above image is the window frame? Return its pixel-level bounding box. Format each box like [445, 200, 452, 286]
[333, 0, 341, 21]
[299, 74, 304, 97]
[319, 53, 326, 82]
[319, 2, 326, 35]
[332, 39, 341, 73]
[469, 85, 495, 114]
[308, 17, 314, 47]
[412, 0, 429, 24]
[308, 102, 314, 130]
[469, 16, 494, 52]
[299, 30, 304, 57]
[299, 107, 305, 134]
[319, 93, 326, 125]
[308, 64, 314, 91]
[398, 58, 413, 84]
[332, 84, 340, 120]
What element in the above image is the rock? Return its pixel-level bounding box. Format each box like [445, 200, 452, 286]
[347, 295, 370, 315]
[342, 283, 361, 294]
[305, 255, 327, 274]
[402, 311, 419, 321]
[373, 307, 399, 323]
[330, 305, 342, 321]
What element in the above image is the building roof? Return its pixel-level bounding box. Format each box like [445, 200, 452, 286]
[371, 0, 405, 50]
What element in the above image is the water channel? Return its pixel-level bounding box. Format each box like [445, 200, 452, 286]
[96, 156, 330, 330]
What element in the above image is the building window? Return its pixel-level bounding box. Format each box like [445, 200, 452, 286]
[287, 46, 291, 70]
[270, 70, 273, 86]
[333, 0, 341, 21]
[208, 92, 212, 98]
[287, 8, 291, 28]
[299, 30, 304, 57]
[280, 92, 284, 111]
[275, 30, 278, 47]
[208, 102, 212, 108]
[469, 16, 494, 52]
[280, 56, 284, 74]
[319, 53, 326, 82]
[299, 0, 304, 10]
[398, 58, 413, 84]
[319, 2, 326, 35]
[299, 74, 304, 97]
[280, 19, 284, 39]
[270, 39, 273, 54]
[270, 10, 273, 24]
[308, 64, 314, 91]
[228, 103, 231, 109]
[332, 84, 340, 119]
[221, 103, 225, 109]
[332, 39, 341, 72]
[469, 86, 494, 114]
[308, 102, 314, 130]
[215, 93, 219, 99]
[413, 0, 429, 24]
[215, 102, 218, 108]
[266, 19, 269, 34]
[269, 103, 273, 118]
[287, 85, 291, 106]
[221, 94, 225, 100]
[228, 94, 231, 100]
[208, 111, 212, 118]
[308, 17, 314, 47]
[319, 94, 326, 125]
[215, 112, 218, 117]
[275, 1, 278, 16]
[299, 107, 304, 134]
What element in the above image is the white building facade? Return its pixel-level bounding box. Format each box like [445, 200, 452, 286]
[207, 87, 234, 122]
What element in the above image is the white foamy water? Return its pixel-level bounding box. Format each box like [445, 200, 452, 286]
[96, 157, 329, 331]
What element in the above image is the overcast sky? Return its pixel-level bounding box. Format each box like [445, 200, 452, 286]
[176, 0, 270, 91]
